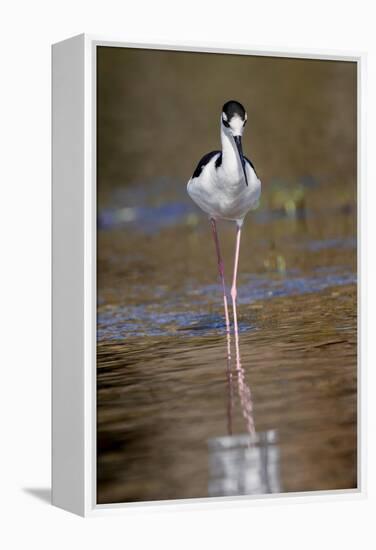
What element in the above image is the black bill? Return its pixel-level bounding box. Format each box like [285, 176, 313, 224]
[234, 135, 248, 186]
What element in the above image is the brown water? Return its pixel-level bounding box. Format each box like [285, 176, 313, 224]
[96, 48, 357, 504]
[96, 177, 357, 504]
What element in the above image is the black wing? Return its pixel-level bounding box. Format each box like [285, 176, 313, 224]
[244, 155, 258, 178]
[191, 150, 221, 179]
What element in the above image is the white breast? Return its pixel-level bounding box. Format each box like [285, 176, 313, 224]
[187, 156, 261, 223]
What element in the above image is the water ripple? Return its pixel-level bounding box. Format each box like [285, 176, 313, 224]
[97, 267, 356, 341]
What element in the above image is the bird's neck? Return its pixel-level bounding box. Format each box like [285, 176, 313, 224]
[220, 127, 242, 175]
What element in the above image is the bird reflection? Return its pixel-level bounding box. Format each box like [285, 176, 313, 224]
[209, 316, 281, 497]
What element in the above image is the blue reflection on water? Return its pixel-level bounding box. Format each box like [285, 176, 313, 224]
[97, 268, 356, 341]
[98, 201, 355, 233]
[298, 237, 356, 251]
[98, 202, 192, 232]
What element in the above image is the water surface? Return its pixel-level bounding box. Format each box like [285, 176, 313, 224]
[97, 178, 357, 504]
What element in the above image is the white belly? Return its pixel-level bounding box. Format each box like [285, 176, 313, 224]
[187, 161, 261, 222]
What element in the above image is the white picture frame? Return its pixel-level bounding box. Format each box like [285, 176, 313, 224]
[52, 34, 365, 517]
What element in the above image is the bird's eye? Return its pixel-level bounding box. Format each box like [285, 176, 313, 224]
[222, 118, 230, 128]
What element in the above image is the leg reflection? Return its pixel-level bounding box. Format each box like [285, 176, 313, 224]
[226, 328, 233, 436]
[233, 320, 256, 437]
[213, 326, 280, 498]
[211, 269, 281, 497]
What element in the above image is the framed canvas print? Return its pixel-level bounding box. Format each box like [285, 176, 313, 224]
[52, 34, 365, 516]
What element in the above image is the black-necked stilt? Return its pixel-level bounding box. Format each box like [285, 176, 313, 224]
[187, 100, 261, 337]
[187, 100, 260, 435]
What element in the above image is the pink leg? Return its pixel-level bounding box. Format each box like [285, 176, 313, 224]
[231, 223, 256, 436]
[230, 224, 242, 334]
[211, 219, 231, 336]
[210, 218, 233, 435]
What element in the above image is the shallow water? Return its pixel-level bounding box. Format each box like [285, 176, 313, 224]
[96, 177, 357, 504]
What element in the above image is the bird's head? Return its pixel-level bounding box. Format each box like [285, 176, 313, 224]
[221, 100, 247, 136]
[221, 100, 248, 185]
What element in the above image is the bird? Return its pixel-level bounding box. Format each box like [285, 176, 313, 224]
[187, 100, 261, 350]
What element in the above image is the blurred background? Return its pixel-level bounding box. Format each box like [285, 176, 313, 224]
[96, 47, 357, 504]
